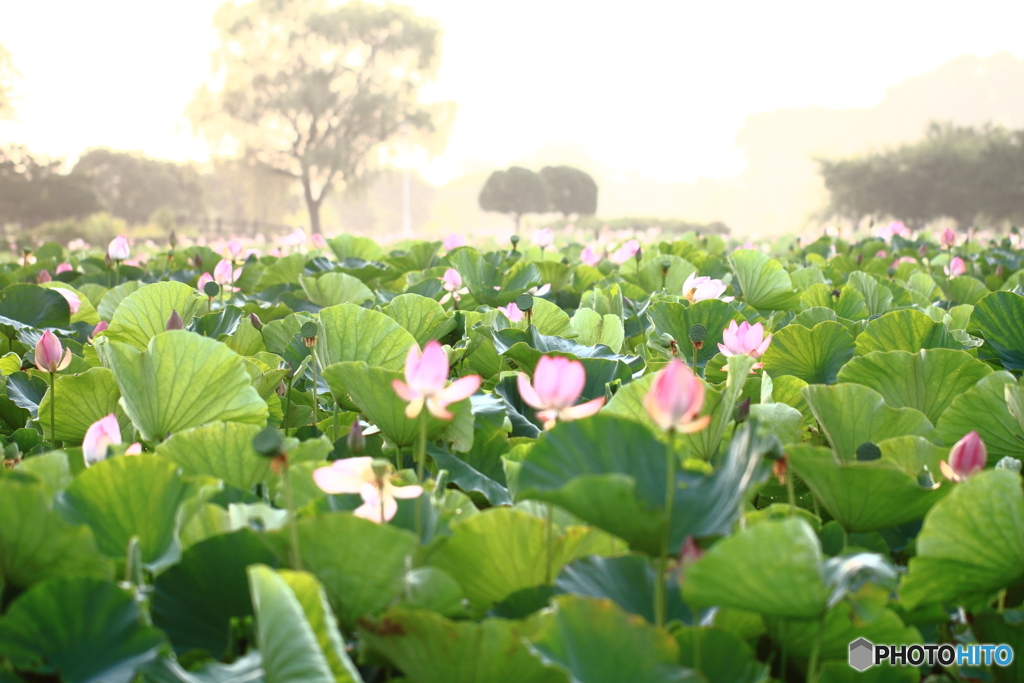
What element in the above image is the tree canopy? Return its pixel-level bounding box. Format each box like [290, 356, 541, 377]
[540, 165, 598, 217]
[478, 166, 551, 232]
[0, 147, 100, 228]
[191, 0, 447, 234]
[818, 123, 1024, 230]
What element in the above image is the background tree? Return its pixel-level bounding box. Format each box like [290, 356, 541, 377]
[540, 165, 597, 218]
[71, 149, 204, 225]
[0, 44, 16, 122]
[191, 0, 447, 235]
[0, 146, 99, 228]
[478, 166, 550, 233]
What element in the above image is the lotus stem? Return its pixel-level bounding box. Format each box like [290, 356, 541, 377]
[545, 502, 555, 584]
[310, 354, 319, 428]
[806, 615, 825, 683]
[655, 429, 677, 628]
[282, 456, 303, 571]
[414, 416, 428, 539]
[49, 371, 56, 448]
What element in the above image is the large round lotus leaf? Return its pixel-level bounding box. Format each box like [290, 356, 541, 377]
[683, 518, 828, 619]
[247, 565, 361, 683]
[786, 444, 948, 532]
[646, 299, 745, 370]
[570, 308, 624, 353]
[555, 554, 690, 625]
[0, 478, 112, 592]
[427, 507, 587, 615]
[727, 249, 801, 311]
[937, 371, 1024, 462]
[96, 331, 268, 442]
[524, 595, 695, 683]
[854, 309, 959, 355]
[800, 284, 869, 320]
[803, 383, 940, 462]
[382, 293, 457, 347]
[836, 348, 992, 424]
[299, 273, 373, 308]
[102, 281, 206, 349]
[622, 254, 697, 295]
[315, 303, 416, 369]
[36, 367, 132, 444]
[901, 470, 1024, 610]
[0, 576, 166, 683]
[361, 607, 568, 683]
[38, 281, 100, 326]
[328, 234, 388, 262]
[766, 603, 920, 661]
[518, 415, 769, 556]
[295, 513, 419, 631]
[151, 529, 280, 657]
[0, 283, 71, 331]
[761, 321, 854, 384]
[56, 456, 221, 572]
[970, 290, 1024, 371]
[155, 421, 271, 491]
[674, 627, 768, 683]
[95, 280, 143, 322]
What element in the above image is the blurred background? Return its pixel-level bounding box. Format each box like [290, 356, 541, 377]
[3, 0, 1024, 246]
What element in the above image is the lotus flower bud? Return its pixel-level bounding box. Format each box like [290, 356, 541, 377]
[249, 312, 264, 330]
[348, 419, 366, 455]
[90, 321, 109, 341]
[169, 231, 178, 249]
[36, 269, 51, 284]
[166, 310, 184, 330]
[56, 263, 73, 274]
[107, 235, 130, 261]
[940, 431, 987, 482]
[34, 330, 71, 373]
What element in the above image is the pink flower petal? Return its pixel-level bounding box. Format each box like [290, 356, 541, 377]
[560, 396, 605, 421]
[517, 372, 544, 409]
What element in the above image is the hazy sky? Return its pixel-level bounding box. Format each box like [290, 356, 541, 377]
[2, 0, 1024, 184]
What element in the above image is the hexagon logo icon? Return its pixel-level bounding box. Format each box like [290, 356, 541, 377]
[849, 638, 874, 671]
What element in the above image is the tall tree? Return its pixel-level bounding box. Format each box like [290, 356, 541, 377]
[0, 146, 100, 228]
[479, 166, 550, 233]
[191, 0, 446, 234]
[540, 165, 597, 217]
[72, 149, 205, 225]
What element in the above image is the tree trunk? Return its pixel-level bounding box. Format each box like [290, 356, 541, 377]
[302, 175, 322, 235]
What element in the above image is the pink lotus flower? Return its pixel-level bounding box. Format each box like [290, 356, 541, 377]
[517, 355, 605, 430]
[892, 256, 917, 267]
[214, 259, 241, 287]
[498, 301, 524, 322]
[644, 360, 710, 433]
[107, 235, 130, 261]
[682, 273, 733, 303]
[56, 262, 73, 274]
[36, 270, 51, 284]
[313, 456, 423, 523]
[53, 288, 81, 315]
[197, 272, 214, 292]
[83, 414, 121, 467]
[534, 228, 554, 249]
[439, 268, 467, 305]
[610, 239, 640, 264]
[940, 431, 986, 482]
[875, 250, 887, 258]
[392, 341, 481, 420]
[34, 330, 72, 373]
[227, 238, 244, 259]
[90, 321, 108, 342]
[283, 228, 307, 247]
[940, 228, 957, 248]
[443, 233, 466, 250]
[718, 320, 771, 370]
[311, 233, 327, 250]
[580, 245, 601, 266]
[944, 256, 966, 277]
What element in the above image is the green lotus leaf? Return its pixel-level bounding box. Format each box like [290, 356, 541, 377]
[0, 477, 112, 592]
[426, 507, 588, 615]
[151, 529, 281, 657]
[361, 607, 567, 683]
[937, 371, 1024, 463]
[728, 249, 801, 311]
[901, 470, 1024, 609]
[56, 456, 221, 572]
[103, 282, 206, 350]
[675, 627, 769, 683]
[847, 271, 895, 316]
[0, 576, 166, 683]
[786, 444, 948, 532]
[766, 603, 919, 661]
[836, 348, 992, 424]
[97, 331, 268, 442]
[300, 272, 373, 308]
[800, 284, 869, 320]
[155, 421, 272, 491]
[39, 281, 100, 326]
[683, 518, 828, 619]
[761, 321, 855, 384]
[854, 309, 959, 355]
[525, 595, 695, 683]
[804, 383, 940, 461]
[623, 254, 697, 295]
[382, 293, 457, 346]
[96, 280, 143, 322]
[296, 513, 419, 631]
[571, 308, 624, 353]
[646, 299, 745, 370]
[0, 283, 71, 331]
[970, 290, 1024, 371]
[329, 234, 387, 262]
[555, 554, 690, 625]
[36, 367, 133, 444]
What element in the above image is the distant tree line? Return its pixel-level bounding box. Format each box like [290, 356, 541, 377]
[818, 123, 1024, 230]
[0, 146, 297, 233]
[479, 165, 598, 231]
